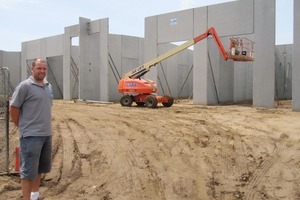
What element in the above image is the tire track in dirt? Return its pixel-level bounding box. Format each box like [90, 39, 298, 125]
[244, 142, 284, 200]
[41, 101, 300, 199]
[45, 117, 84, 197]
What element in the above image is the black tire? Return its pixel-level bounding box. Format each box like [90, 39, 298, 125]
[145, 95, 158, 108]
[136, 102, 145, 107]
[162, 95, 174, 107]
[120, 95, 133, 107]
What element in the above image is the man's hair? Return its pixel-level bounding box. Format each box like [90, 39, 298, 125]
[32, 58, 47, 68]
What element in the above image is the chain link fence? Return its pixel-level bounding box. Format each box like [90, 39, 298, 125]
[0, 67, 18, 175]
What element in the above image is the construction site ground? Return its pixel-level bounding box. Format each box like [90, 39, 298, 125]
[0, 99, 300, 200]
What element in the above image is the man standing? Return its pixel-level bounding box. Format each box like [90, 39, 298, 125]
[10, 58, 53, 200]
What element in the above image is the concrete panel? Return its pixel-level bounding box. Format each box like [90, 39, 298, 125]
[157, 9, 194, 43]
[24, 40, 42, 59]
[193, 6, 209, 105]
[79, 17, 109, 101]
[293, 0, 300, 111]
[207, 36, 234, 104]
[146, 42, 193, 99]
[46, 35, 64, 57]
[253, 0, 275, 107]
[122, 36, 139, 60]
[0, 51, 21, 95]
[144, 16, 158, 83]
[46, 56, 63, 99]
[63, 26, 72, 100]
[234, 62, 253, 102]
[21, 43, 27, 81]
[157, 43, 178, 97]
[71, 46, 79, 99]
[67, 25, 79, 38]
[208, 0, 254, 36]
[138, 38, 144, 66]
[79, 17, 100, 100]
[108, 34, 122, 102]
[177, 49, 193, 98]
[275, 45, 292, 100]
[219, 57, 234, 103]
[178, 64, 192, 98]
[98, 18, 109, 102]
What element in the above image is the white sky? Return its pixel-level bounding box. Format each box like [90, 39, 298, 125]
[0, 0, 293, 51]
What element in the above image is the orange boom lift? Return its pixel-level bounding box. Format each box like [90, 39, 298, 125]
[118, 27, 254, 108]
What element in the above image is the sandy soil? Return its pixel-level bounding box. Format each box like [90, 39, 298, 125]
[0, 100, 300, 200]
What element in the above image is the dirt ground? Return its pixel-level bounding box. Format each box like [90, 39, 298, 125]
[0, 99, 300, 200]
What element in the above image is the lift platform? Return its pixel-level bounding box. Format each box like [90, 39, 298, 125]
[228, 37, 254, 62]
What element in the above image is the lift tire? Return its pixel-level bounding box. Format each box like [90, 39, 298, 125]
[162, 95, 174, 107]
[120, 95, 133, 107]
[145, 95, 158, 108]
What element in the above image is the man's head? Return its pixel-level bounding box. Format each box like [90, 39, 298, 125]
[32, 58, 47, 82]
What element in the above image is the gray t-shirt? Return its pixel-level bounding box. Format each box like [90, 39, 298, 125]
[10, 76, 53, 138]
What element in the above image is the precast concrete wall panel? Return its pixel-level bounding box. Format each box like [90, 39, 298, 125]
[193, 6, 209, 105]
[79, 18, 100, 100]
[138, 38, 144, 66]
[71, 46, 79, 99]
[122, 36, 140, 59]
[0, 51, 21, 94]
[219, 58, 234, 103]
[149, 0, 255, 105]
[178, 64, 191, 98]
[207, 37, 234, 104]
[275, 44, 292, 100]
[144, 16, 159, 83]
[177, 48, 193, 98]
[63, 26, 73, 100]
[46, 56, 63, 99]
[46, 35, 64, 57]
[108, 34, 122, 102]
[157, 9, 194, 43]
[24, 40, 42, 59]
[155, 43, 193, 99]
[98, 19, 109, 102]
[293, 0, 300, 111]
[79, 17, 109, 101]
[157, 43, 178, 97]
[253, 0, 275, 107]
[208, 0, 254, 36]
[234, 62, 253, 102]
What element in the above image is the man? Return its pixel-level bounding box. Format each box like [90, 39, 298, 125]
[10, 58, 53, 200]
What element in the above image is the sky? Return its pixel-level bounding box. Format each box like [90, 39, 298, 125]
[0, 0, 293, 51]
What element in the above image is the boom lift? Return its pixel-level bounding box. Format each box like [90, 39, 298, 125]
[118, 27, 254, 108]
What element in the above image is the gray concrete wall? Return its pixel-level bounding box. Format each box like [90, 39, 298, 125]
[0, 50, 21, 95]
[275, 44, 293, 100]
[293, 0, 300, 111]
[157, 43, 193, 99]
[21, 35, 64, 99]
[193, 7, 209, 104]
[70, 46, 79, 99]
[79, 17, 109, 101]
[145, 0, 255, 105]
[47, 56, 63, 99]
[253, 0, 276, 107]
[63, 25, 75, 100]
